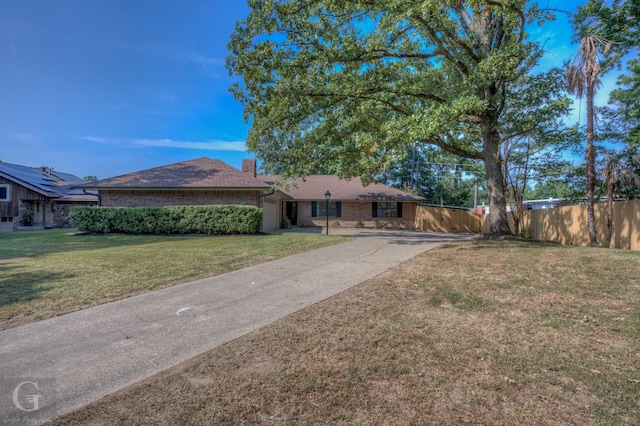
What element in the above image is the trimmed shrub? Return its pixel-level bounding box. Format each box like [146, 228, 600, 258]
[280, 216, 292, 229]
[70, 205, 263, 235]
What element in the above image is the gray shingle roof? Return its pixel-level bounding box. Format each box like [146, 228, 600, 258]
[262, 175, 425, 202]
[79, 157, 271, 190]
[75, 157, 423, 202]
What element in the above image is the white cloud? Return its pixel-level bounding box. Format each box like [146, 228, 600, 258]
[173, 49, 225, 78]
[9, 131, 43, 146]
[100, 39, 225, 78]
[83, 136, 247, 152]
[132, 138, 247, 152]
[177, 50, 223, 67]
[82, 136, 122, 145]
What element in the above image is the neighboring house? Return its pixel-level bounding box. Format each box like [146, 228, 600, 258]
[79, 157, 425, 231]
[476, 198, 564, 215]
[523, 198, 564, 210]
[0, 161, 98, 232]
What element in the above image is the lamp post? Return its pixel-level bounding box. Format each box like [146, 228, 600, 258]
[324, 190, 331, 235]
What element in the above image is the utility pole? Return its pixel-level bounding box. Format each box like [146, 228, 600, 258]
[473, 159, 479, 210]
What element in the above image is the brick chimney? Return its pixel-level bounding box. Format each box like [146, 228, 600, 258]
[242, 159, 257, 177]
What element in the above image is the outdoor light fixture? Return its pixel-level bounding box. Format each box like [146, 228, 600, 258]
[324, 190, 331, 235]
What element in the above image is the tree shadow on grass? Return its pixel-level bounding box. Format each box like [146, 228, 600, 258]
[0, 230, 195, 261]
[0, 265, 74, 308]
[459, 238, 560, 251]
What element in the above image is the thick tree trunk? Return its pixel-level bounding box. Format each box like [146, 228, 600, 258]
[585, 84, 598, 247]
[483, 124, 511, 236]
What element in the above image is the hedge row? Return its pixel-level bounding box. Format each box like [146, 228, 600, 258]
[69, 205, 263, 234]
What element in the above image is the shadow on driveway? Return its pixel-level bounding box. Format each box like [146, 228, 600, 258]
[280, 227, 475, 245]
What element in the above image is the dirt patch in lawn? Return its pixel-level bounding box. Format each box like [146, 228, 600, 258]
[48, 239, 640, 425]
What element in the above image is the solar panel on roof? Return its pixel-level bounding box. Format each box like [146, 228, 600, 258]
[52, 171, 83, 182]
[0, 162, 83, 196]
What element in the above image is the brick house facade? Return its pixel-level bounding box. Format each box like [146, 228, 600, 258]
[80, 158, 424, 232]
[295, 200, 418, 229]
[99, 189, 264, 208]
[264, 175, 425, 229]
[79, 157, 287, 232]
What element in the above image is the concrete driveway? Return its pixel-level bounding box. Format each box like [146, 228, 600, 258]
[0, 230, 472, 423]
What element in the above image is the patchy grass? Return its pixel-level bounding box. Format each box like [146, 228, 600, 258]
[0, 229, 347, 330]
[50, 239, 640, 425]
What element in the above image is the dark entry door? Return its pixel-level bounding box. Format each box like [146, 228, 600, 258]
[286, 201, 298, 226]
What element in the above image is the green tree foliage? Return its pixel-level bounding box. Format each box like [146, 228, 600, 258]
[607, 60, 640, 150]
[600, 153, 640, 247]
[572, 0, 639, 247]
[573, 0, 639, 62]
[500, 68, 578, 233]
[385, 145, 477, 208]
[227, 1, 553, 235]
[526, 163, 586, 201]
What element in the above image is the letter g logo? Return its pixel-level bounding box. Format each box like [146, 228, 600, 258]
[12, 381, 42, 412]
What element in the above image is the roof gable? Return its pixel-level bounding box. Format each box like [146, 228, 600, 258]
[80, 157, 270, 189]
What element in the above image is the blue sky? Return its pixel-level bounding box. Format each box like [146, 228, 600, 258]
[0, 0, 612, 179]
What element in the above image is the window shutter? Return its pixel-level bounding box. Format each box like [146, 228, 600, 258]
[397, 202, 403, 218]
[336, 202, 342, 218]
[311, 201, 317, 217]
[372, 202, 378, 218]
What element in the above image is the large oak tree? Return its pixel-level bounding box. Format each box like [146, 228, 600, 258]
[227, 0, 550, 235]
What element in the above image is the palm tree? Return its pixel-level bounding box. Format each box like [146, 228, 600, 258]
[601, 153, 640, 248]
[566, 35, 608, 247]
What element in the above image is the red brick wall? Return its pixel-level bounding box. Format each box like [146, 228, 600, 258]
[99, 190, 263, 208]
[296, 201, 418, 229]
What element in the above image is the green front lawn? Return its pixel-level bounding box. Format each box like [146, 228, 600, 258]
[0, 229, 347, 330]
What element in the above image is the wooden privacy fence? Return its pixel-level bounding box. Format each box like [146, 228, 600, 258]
[479, 200, 640, 250]
[415, 206, 481, 233]
[417, 201, 640, 250]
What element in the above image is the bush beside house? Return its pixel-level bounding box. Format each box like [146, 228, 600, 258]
[70, 205, 263, 235]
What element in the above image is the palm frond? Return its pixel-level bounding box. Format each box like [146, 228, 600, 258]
[620, 168, 640, 188]
[565, 35, 607, 98]
[602, 154, 640, 190]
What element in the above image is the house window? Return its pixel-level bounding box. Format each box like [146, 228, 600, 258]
[0, 185, 9, 202]
[372, 202, 403, 218]
[311, 201, 341, 217]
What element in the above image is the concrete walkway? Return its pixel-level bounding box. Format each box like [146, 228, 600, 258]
[0, 230, 472, 424]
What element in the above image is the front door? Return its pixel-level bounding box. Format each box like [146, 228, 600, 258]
[286, 201, 297, 226]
